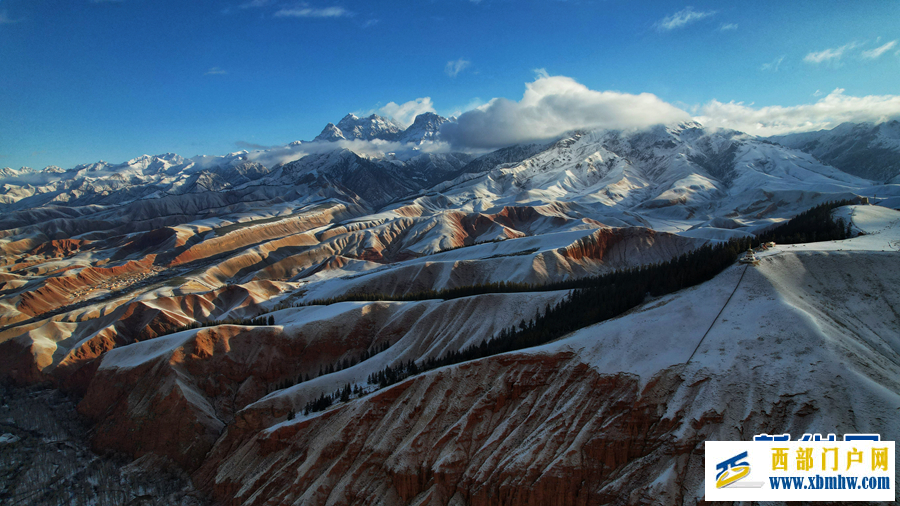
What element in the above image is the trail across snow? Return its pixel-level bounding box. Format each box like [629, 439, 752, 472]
[523, 205, 900, 440]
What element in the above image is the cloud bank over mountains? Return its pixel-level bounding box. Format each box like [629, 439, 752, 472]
[434, 74, 900, 149]
[379, 98, 437, 129]
[440, 73, 691, 149]
[189, 75, 900, 166]
[7, 73, 900, 172]
[695, 88, 900, 136]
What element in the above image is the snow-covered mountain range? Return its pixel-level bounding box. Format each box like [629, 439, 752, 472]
[768, 119, 900, 182]
[1, 114, 899, 505]
[2, 115, 891, 223]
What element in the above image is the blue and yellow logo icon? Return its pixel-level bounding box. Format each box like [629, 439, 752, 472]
[716, 451, 751, 488]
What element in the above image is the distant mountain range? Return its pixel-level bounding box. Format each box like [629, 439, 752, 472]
[3, 115, 897, 218]
[767, 120, 900, 183]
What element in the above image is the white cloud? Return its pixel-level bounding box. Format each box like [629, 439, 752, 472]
[803, 42, 860, 64]
[204, 67, 228, 75]
[718, 23, 738, 31]
[440, 73, 692, 149]
[760, 55, 785, 72]
[274, 6, 351, 18]
[240, 0, 273, 8]
[379, 98, 437, 128]
[861, 40, 898, 59]
[694, 88, 900, 136]
[445, 58, 471, 78]
[329, 138, 450, 158]
[655, 7, 716, 31]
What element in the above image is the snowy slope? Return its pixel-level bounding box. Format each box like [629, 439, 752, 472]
[769, 120, 900, 182]
[544, 205, 899, 383]
[420, 124, 876, 234]
[188, 205, 900, 506]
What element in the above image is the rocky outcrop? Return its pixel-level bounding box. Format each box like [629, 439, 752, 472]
[0, 335, 51, 385]
[196, 355, 686, 506]
[74, 291, 570, 473]
[167, 211, 339, 267]
[28, 238, 89, 258]
[78, 326, 284, 472]
[0, 280, 283, 391]
[557, 227, 697, 266]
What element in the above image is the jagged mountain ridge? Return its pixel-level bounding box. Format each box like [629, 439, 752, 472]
[313, 113, 405, 142]
[0, 112, 468, 213]
[2, 116, 891, 224]
[421, 122, 871, 233]
[273, 149, 475, 208]
[0, 151, 273, 211]
[312, 112, 450, 145]
[3, 117, 897, 212]
[0, 119, 881, 225]
[396, 112, 449, 144]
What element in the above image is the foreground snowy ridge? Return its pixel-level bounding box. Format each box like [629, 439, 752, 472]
[187, 205, 900, 505]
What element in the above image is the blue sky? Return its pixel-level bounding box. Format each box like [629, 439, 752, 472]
[1, 0, 899, 170]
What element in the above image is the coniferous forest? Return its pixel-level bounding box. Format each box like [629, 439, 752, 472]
[142, 200, 860, 416]
[294, 200, 861, 415]
[756, 199, 856, 245]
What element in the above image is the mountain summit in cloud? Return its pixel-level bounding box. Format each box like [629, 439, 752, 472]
[397, 112, 449, 145]
[441, 74, 691, 150]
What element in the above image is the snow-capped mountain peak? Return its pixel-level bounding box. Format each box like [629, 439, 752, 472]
[314, 123, 346, 142]
[398, 112, 449, 144]
[313, 112, 451, 145]
[0, 167, 28, 178]
[314, 113, 404, 142]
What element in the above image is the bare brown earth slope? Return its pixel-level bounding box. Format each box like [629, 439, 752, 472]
[57, 207, 900, 505]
